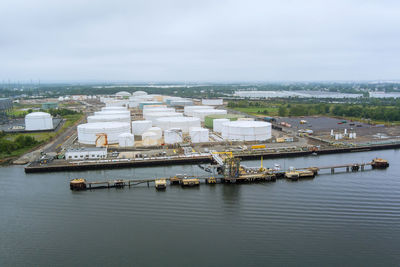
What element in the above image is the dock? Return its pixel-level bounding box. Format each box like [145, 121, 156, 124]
[70, 158, 389, 191]
[25, 143, 398, 173]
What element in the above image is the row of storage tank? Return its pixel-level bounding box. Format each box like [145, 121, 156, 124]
[101, 90, 223, 109]
[77, 94, 271, 147]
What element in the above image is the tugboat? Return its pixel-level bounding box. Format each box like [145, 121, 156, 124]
[155, 179, 167, 190]
[371, 158, 389, 169]
[70, 178, 87, 190]
[285, 167, 299, 181]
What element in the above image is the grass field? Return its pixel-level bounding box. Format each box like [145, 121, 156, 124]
[231, 107, 279, 116]
[0, 113, 84, 160]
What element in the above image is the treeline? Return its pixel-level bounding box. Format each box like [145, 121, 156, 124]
[47, 108, 80, 117]
[2, 82, 400, 99]
[228, 100, 400, 122]
[0, 133, 40, 155]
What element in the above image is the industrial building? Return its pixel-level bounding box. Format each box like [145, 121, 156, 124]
[65, 147, 107, 160]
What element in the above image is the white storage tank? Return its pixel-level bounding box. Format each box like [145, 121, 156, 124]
[237, 118, 254, 121]
[202, 99, 223, 105]
[189, 127, 209, 143]
[132, 91, 148, 96]
[77, 122, 131, 144]
[164, 129, 183, 144]
[105, 100, 128, 107]
[154, 117, 201, 133]
[142, 131, 160, 146]
[170, 99, 193, 106]
[101, 106, 127, 111]
[25, 112, 53, 131]
[184, 105, 214, 116]
[148, 127, 162, 139]
[144, 112, 183, 123]
[116, 91, 131, 97]
[87, 114, 131, 123]
[118, 133, 135, 147]
[94, 110, 131, 116]
[192, 109, 227, 122]
[131, 120, 152, 136]
[221, 121, 271, 141]
[142, 105, 168, 110]
[128, 95, 154, 108]
[143, 107, 175, 117]
[213, 118, 230, 133]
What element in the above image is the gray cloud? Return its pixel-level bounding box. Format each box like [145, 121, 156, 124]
[0, 0, 399, 82]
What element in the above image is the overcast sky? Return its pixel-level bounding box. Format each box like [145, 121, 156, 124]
[0, 0, 399, 82]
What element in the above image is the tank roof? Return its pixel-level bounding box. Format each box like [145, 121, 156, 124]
[25, 112, 51, 117]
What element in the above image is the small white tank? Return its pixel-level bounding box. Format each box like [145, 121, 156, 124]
[142, 132, 160, 146]
[189, 127, 209, 143]
[118, 133, 135, 147]
[213, 118, 230, 133]
[164, 129, 183, 144]
[131, 120, 152, 135]
[148, 127, 162, 139]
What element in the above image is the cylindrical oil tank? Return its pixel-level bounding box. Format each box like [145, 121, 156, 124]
[25, 112, 53, 131]
[192, 109, 227, 122]
[105, 100, 128, 107]
[87, 114, 131, 123]
[142, 105, 168, 110]
[142, 131, 160, 146]
[128, 95, 153, 108]
[154, 116, 200, 133]
[148, 127, 162, 139]
[101, 106, 127, 111]
[201, 99, 223, 105]
[94, 110, 131, 116]
[77, 122, 131, 144]
[221, 121, 271, 141]
[118, 133, 135, 147]
[164, 129, 183, 144]
[189, 127, 209, 143]
[237, 118, 254, 121]
[131, 120, 152, 135]
[204, 114, 245, 128]
[213, 119, 230, 133]
[144, 112, 183, 123]
[132, 91, 148, 97]
[139, 101, 163, 109]
[116, 91, 131, 97]
[170, 99, 193, 106]
[142, 107, 175, 117]
[183, 105, 214, 116]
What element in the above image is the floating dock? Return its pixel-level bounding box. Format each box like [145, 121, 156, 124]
[70, 158, 389, 191]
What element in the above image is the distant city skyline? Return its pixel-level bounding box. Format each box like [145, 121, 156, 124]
[1, 0, 399, 82]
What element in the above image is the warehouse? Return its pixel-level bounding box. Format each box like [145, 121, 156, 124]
[65, 147, 107, 160]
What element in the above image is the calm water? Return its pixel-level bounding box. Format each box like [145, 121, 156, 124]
[1, 150, 400, 266]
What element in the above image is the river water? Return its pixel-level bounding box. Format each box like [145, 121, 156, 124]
[1, 150, 400, 266]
